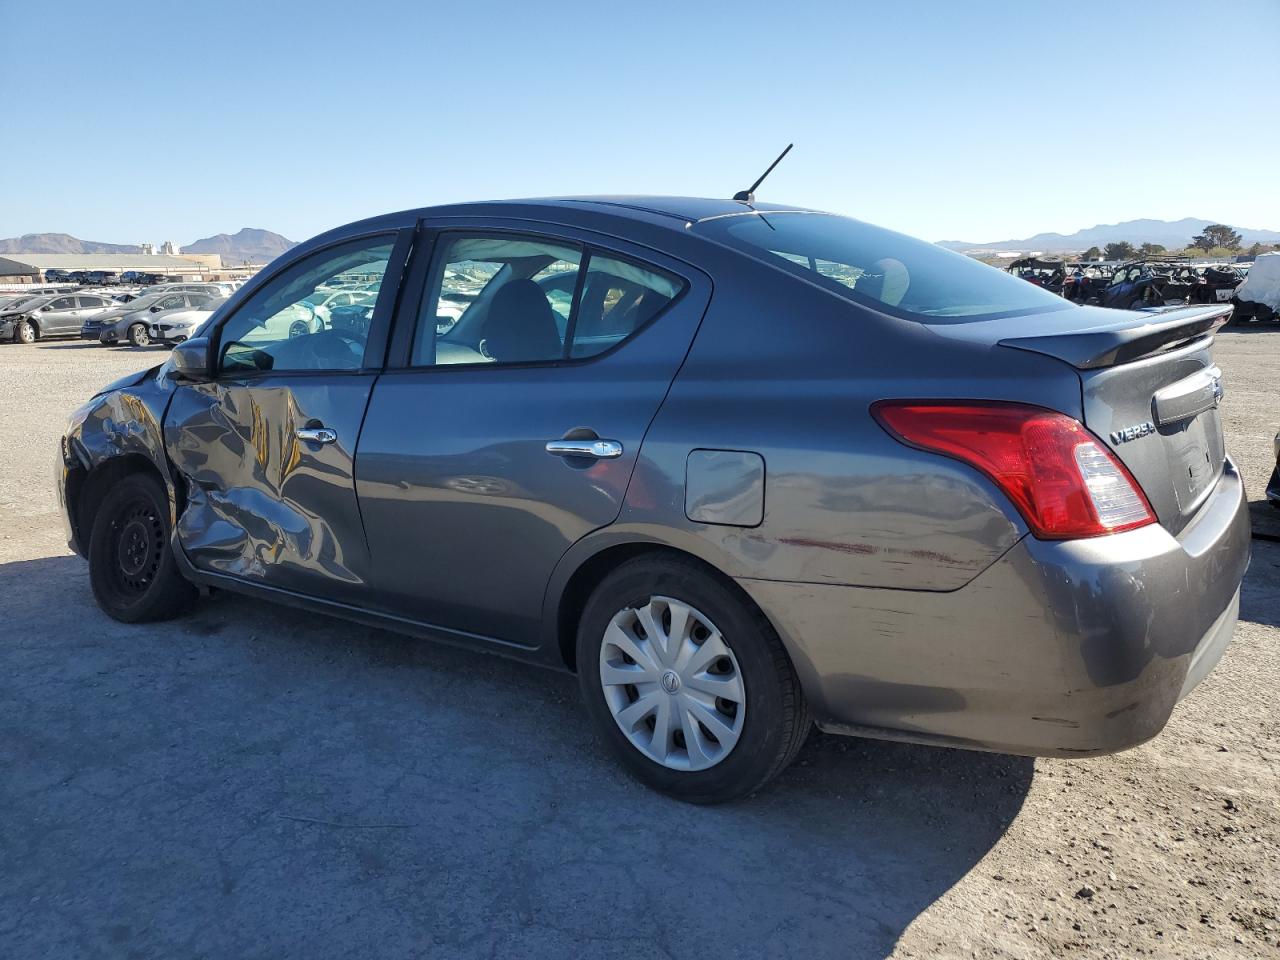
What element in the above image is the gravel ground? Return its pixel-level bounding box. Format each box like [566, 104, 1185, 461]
[1, 334, 1277, 959]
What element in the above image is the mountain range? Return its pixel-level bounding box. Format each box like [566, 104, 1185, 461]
[939, 218, 1280, 253]
[0, 228, 296, 264]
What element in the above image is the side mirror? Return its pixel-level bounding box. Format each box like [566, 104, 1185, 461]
[41, 305, 52, 312]
[167, 336, 211, 382]
[150, 305, 162, 312]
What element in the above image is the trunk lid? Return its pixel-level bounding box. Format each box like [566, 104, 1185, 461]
[998, 304, 1231, 535]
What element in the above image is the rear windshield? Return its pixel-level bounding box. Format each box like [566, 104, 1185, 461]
[697, 211, 1072, 323]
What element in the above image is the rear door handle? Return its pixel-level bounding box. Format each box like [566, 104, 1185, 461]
[545, 438, 623, 459]
[297, 427, 337, 444]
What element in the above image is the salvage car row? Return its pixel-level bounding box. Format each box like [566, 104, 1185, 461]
[0, 283, 236, 347]
[1008, 253, 1280, 322]
[0, 274, 382, 348]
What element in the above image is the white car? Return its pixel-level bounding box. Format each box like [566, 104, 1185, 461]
[1235, 252, 1280, 322]
[149, 297, 226, 346]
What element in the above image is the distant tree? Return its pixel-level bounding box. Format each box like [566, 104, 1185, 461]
[1104, 241, 1136, 260]
[1190, 224, 1242, 251]
[1138, 242, 1167, 257]
[1082, 245, 1102, 260]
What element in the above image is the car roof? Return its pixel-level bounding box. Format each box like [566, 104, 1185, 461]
[412, 195, 815, 226]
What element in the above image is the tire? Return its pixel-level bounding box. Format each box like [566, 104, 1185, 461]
[576, 554, 811, 803]
[15, 320, 36, 344]
[88, 472, 196, 623]
[127, 323, 149, 347]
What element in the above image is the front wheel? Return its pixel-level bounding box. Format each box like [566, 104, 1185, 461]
[15, 320, 36, 344]
[577, 555, 811, 803]
[127, 323, 149, 347]
[88, 473, 196, 622]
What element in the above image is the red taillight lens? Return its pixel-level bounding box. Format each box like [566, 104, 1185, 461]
[872, 401, 1156, 540]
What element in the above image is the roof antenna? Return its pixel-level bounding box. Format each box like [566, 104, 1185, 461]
[733, 143, 793, 203]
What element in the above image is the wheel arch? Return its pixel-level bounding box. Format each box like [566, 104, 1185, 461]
[72, 453, 171, 554]
[549, 537, 779, 674]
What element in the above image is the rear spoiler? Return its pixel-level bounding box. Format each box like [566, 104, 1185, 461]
[998, 305, 1232, 370]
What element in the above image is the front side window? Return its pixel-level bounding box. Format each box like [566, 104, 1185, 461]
[412, 234, 684, 367]
[49, 297, 75, 310]
[216, 235, 394, 374]
[697, 212, 1072, 324]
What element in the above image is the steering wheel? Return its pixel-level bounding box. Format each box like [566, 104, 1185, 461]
[306, 330, 366, 368]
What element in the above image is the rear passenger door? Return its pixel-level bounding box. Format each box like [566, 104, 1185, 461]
[355, 221, 711, 646]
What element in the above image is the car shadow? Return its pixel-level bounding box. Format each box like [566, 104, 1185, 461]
[1240, 537, 1280, 629]
[2, 554, 1031, 959]
[33, 340, 111, 350]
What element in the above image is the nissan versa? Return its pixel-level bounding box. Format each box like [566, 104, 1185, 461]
[56, 197, 1250, 803]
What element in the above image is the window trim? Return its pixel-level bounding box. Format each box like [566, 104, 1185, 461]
[399, 226, 691, 373]
[206, 227, 412, 381]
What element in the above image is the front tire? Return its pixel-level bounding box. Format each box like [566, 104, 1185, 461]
[88, 473, 196, 622]
[577, 555, 811, 803]
[127, 323, 149, 347]
[15, 320, 36, 344]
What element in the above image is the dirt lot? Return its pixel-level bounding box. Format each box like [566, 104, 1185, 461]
[1, 335, 1277, 959]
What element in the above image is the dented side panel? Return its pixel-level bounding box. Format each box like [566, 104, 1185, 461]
[163, 375, 377, 602]
[59, 369, 176, 554]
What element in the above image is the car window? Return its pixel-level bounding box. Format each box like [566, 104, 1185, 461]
[216, 235, 394, 374]
[697, 211, 1072, 324]
[412, 235, 582, 366]
[412, 235, 682, 367]
[569, 255, 683, 359]
[49, 296, 76, 310]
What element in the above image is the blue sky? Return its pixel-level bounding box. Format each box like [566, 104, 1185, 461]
[6, 0, 1279, 246]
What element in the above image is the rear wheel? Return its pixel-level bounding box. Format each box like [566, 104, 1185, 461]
[577, 555, 811, 803]
[127, 323, 149, 347]
[88, 473, 196, 622]
[15, 320, 36, 344]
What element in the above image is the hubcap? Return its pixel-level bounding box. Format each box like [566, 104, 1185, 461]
[599, 597, 746, 772]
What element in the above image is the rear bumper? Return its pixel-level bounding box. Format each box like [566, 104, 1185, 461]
[738, 458, 1251, 757]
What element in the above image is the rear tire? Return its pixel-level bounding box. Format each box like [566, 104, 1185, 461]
[88, 473, 196, 623]
[576, 554, 811, 803]
[15, 320, 36, 344]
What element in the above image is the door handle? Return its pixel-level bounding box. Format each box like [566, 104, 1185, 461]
[297, 427, 337, 444]
[545, 438, 623, 459]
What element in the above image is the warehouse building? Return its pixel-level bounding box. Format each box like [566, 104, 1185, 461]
[0, 252, 223, 283]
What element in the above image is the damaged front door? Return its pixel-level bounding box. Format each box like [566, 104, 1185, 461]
[164, 230, 410, 602]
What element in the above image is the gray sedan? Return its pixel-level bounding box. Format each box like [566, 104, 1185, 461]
[56, 196, 1249, 802]
[0, 292, 116, 342]
[90, 292, 220, 347]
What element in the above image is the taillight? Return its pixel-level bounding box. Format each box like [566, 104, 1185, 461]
[872, 401, 1156, 540]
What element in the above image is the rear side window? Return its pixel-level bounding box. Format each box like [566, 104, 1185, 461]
[413, 234, 684, 367]
[697, 212, 1071, 323]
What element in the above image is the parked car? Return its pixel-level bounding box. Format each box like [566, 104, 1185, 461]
[1061, 262, 1118, 304]
[0, 292, 117, 343]
[57, 197, 1250, 803]
[1007, 257, 1066, 295]
[1233, 252, 1280, 323]
[148, 297, 226, 345]
[1101, 259, 1194, 309]
[94, 292, 219, 346]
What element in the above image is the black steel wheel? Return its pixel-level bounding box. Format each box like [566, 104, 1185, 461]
[88, 473, 196, 622]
